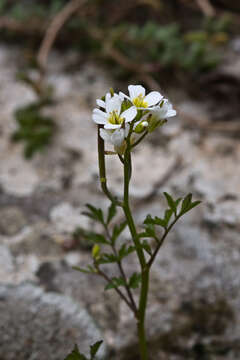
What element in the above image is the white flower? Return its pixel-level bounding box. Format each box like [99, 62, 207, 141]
[120, 85, 163, 109]
[92, 94, 137, 130]
[100, 125, 130, 154]
[149, 99, 177, 119]
[96, 92, 114, 109]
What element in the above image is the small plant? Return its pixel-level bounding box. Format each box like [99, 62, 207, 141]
[11, 73, 56, 159]
[65, 85, 201, 360]
[115, 18, 230, 73]
[65, 341, 103, 360]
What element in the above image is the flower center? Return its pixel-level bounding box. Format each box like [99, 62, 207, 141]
[133, 94, 148, 108]
[108, 111, 124, 125]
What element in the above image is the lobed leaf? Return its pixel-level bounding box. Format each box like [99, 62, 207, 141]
[84, 231, 109, 245]
[163, 192, 176, 214]
[82, 204, 104, 224]
[105, 276, 126, 290]
[141, 240, 152, 255]
[179, 194, 201, 216]
[112, 221, 127, 244]
[97, 253, 118, 264]
[90, 340, 103, 359]
[118, 244, 136, 260]
[107, 202, 117, 225]
[128, 272, 142, 289]
[64, 345, 87, 360]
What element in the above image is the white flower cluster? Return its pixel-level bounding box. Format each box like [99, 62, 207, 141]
[92, 85, 176, 153]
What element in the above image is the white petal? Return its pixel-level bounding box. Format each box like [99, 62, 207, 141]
[100, 128, 111, 143]
[119, 91, 129, 101]
[105, 92, 111, 102]
[121, 106, 137, 123]
[104, 123, 121, 130]
[144, 91, 163, 107]
[128, 85, 145, 100]
[111, 128, 125, 147]
[92, 108, 108, 124]
[106, 95, 122, 115]
[124, 123, 130, 137]
[96, 99, 106, 108]
[166, 109, 177, 118]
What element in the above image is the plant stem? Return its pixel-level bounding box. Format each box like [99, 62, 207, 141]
[147, 216, 179, 268]
[104, 224, 138, 317]
[122, 136, 149, 360]
[137, 266, 150, 360]
[98, 125, 122, 206]
[131, 130, 148, 149]
[96, 265, 134, 312]
[123, 146, 145, 269]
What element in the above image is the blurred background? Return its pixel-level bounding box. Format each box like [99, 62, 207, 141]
[0, 0, 240, 359]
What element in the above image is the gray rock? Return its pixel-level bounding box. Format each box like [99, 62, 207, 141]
[0, 283, 106, 360]
[0, 245, 15, 282]
[9, 221, 63, 257]
[0, 206, 27, 236]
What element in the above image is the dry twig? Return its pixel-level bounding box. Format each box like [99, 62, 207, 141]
[195, 0, 216, 16]
[37, 0, 86, 71]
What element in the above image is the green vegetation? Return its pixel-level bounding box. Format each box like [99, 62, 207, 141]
[12, 100, 55, 159]
[11, 73, 56, 159]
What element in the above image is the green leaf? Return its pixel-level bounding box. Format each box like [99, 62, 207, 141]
[187, 200, 201, 211]
[107, 202, 117, 224]
[112, 221, 127, 244]
[145, 223, 156, 237]
[82, 204, 104, 224]
[180, 194, 201, 215]
[141, 240, 152, 255]
[97, 253, 118, 264]
[154, 216, 167, 228]
[181, 193, 192, 212]
[163, 192, 177, 215]
[118, 244, 135, 260]
[90, 340, 103, 359]
[164, 208, 173, 226]
[144, 214, 166, 230]
[64, 345, 88, 360]
[144, 214, 154, 225]
[129, 272, 142, 289]
[92, 244, 101, 259]
[84, 231, 109, 245]
[105, 276, 126, 290]
[73, 266, 93, 274]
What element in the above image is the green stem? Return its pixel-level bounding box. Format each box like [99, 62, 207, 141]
[122, 134, 149, 360]
[123, 146, 145, 269]
[137, 266, 150, 360]
[131, 130, 148, 149]
[98, 125, 122, 206]
[147, 216, 179, 268]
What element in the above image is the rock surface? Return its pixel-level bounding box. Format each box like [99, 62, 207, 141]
[0, 44, 240, 359]
[0, 283, 106, 360]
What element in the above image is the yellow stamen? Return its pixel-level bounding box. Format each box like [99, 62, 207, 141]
[108, 111, 124, 125]
[133, 94, 148, 108]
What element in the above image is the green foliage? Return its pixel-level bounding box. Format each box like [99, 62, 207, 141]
[128, 272, 141, 289]
[106, 202, 117, 225]
[65, 345, 87, 360]
[82, 204, 105, 225]
[105, 276, 126, 290]
[65, 341, 103, 360]
[114, 18, 230, 74]
[12, 100, 55, 159]
[112, 221, 127, 244]
[144, 193, 201, 233]
[0, 0, 68, 20]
